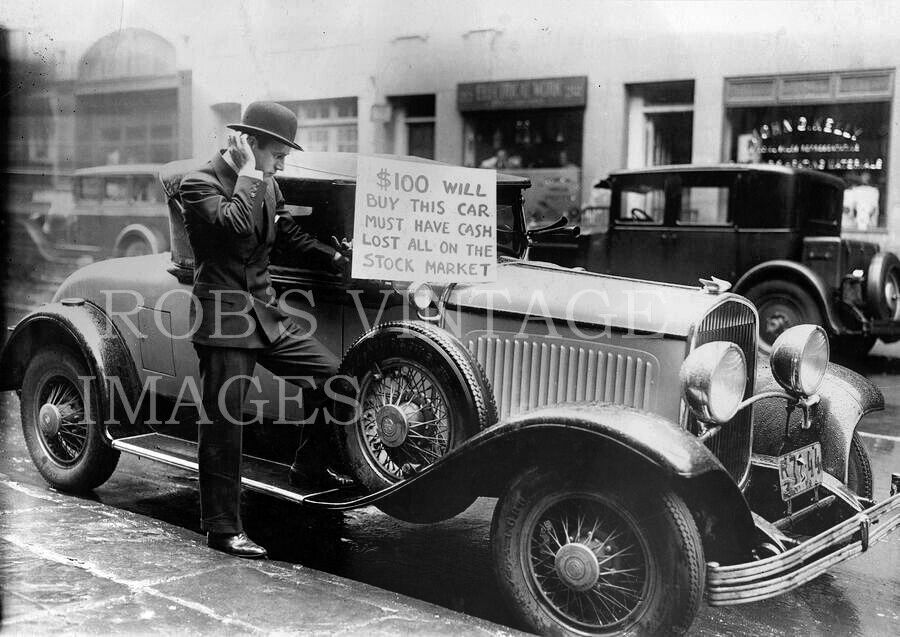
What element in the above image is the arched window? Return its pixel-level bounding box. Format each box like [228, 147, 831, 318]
[75, 29, 179, 167]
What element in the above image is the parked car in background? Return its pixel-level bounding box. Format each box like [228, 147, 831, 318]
[2, 153, 898, 636]
[532, 164, 900, 353]
[21, 164, 168, 266]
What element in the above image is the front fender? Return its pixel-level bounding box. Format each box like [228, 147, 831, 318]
[0, 300, 144, 441]
[753, 357, 884, 482]
[366, 403, 757, 561]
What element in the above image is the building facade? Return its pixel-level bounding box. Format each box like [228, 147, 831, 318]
[7, 1, 900, 246]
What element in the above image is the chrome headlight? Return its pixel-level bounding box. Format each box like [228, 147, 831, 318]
[770, 324, 829, 396]
[680, 341, 747, 424]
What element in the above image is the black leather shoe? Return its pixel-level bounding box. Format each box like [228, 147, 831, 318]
[289, 465, 355, 489]
[207, 532, 268, 559]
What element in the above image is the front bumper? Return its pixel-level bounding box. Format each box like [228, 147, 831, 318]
[706, 487, 900, 605]
[867, 319, 900, 338]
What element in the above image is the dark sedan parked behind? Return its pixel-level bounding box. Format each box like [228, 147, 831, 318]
[533, 164, 900, 353]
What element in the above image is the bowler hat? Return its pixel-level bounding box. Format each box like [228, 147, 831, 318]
[228, 101, 303, 151]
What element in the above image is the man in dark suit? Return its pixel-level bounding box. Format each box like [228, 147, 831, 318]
[180, 101, 353, 558]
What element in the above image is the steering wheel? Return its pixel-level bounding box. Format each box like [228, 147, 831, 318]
[630, 207, 652, 221]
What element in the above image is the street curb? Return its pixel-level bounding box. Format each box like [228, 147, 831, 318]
[0, 475, 522, 635]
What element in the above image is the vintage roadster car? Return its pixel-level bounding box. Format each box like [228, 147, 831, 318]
[532, 164, 900, 354]
[2, 152, 899, 636]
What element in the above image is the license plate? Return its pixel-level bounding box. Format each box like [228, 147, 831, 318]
[778, 442, 824, 501]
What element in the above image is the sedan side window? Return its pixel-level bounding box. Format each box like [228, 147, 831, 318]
[679, 186, 730, 225]
[618, 185, 665, 224]
[78, 177, 103, 201]
[104, 177, 130, 202]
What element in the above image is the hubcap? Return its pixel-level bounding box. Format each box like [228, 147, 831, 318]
[35, 376, 88, 465]
[554, 542, 600, 592]
[358, 364, 451, 480]
[763, 311, 791, 342]
[39, 403, 62, 437]
[527, 496, 649, 631]
[375, 403, 417, 447]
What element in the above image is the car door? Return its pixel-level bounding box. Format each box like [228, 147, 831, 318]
[605, 172, 673, 281]
[663, 172, 738, 285]
[255, 181, 408, 422]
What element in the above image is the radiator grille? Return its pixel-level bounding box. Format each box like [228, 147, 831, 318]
[688, 299, 758, 485]
[467, 333, 658, 420]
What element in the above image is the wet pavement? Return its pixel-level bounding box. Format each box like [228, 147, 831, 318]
[0, 399, 521, 635]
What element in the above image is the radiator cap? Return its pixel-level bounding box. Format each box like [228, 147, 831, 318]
[699, 276, 732, 295]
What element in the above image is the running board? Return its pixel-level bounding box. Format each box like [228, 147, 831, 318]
[111, 433, 373, 509]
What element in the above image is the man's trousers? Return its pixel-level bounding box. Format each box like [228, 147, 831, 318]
[194, 320, 339, 534]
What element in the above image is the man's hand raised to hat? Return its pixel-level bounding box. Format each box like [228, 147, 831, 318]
[228, 133, 258, 173]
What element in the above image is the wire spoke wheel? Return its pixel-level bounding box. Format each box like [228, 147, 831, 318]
[493, 469, 705, 636]
[34, 373, 89, 466]
[21, 346, 119, 492]
[337, 321, 496, 522]
[357, 359, 452, 481]
[525, 494, 650, 632]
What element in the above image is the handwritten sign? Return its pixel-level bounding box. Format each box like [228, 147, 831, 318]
[352, 156, 497, 283]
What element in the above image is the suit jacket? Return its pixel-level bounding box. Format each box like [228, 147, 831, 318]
[179, 151, 336, 348]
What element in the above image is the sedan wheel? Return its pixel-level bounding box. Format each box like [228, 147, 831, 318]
[745, 280, 823, 353]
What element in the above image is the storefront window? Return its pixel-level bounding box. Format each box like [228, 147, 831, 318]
[458, 77, 587, 227]
[463, 108, 583, 170]
[725, 71, 893, 231]
[728, 103, 889, 229]
[76, 89, 179, 167]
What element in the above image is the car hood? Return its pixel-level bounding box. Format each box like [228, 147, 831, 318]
[52, 254, 731, 341]
[444, 259, 731, 338]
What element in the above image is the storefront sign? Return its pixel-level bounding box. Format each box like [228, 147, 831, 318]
[458, 76, 587, 111]
[744, 116, 884, 171]
[353, 156, 497, 283]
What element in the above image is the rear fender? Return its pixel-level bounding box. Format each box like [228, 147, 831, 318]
[735, 260, 841, 333]
[376, 403, 757, 562]
[0, 300, 145, 441]
[753, 358, 884, 482]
